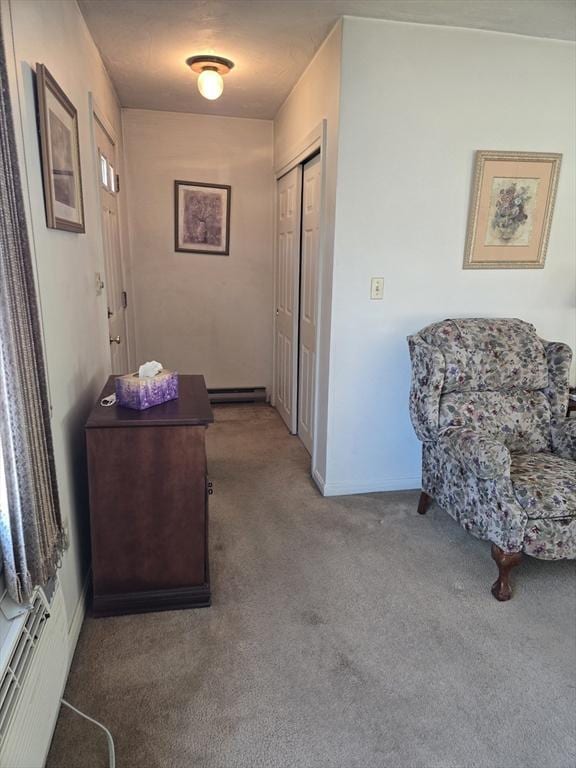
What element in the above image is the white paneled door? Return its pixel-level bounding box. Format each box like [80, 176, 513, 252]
[297, 154, 321, 454]
[94, 116, 128, 373]
[274, 165, 302, 433]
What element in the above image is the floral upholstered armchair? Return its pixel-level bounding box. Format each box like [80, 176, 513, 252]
[408, 318, 576, 600]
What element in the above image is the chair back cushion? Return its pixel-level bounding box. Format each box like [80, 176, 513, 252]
[420, 318, 548, 394]
[438, 390, 551, 452]
[419, 318, 552, 451]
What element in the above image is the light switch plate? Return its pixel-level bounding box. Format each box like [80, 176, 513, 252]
[370, 277, 384, 300]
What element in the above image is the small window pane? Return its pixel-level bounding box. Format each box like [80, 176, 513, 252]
[99, 153, 108, 187]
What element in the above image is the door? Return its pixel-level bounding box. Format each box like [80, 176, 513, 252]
[274, 165, 302, 433]
[94, 116, 128, 373]
[297, 154, 321, 454]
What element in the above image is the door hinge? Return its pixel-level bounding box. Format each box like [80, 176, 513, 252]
[121, 290, 128, 309]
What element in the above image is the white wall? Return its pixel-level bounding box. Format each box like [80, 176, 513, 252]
[123, 109, 274, 391]
[2, 0, 121, 631]
[324, 17, 576, 494]
[274, 21, 342, 486]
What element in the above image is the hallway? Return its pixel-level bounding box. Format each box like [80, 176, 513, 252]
[47, 405, 575, 768]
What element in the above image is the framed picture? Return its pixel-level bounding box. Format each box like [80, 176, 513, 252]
[35, 64, 85, 233]
[463, 150, 561, 269]
[174, 180, 231, 255]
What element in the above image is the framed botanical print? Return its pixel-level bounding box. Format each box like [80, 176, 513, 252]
[463, 151, 561, 269]
[174, 180, 231, 255]
[35, 64, 85, 232]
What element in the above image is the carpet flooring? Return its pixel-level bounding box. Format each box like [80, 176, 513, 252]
[47, 404, 576, 768]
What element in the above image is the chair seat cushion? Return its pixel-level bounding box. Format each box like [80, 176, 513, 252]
[511, 452, 576, 519]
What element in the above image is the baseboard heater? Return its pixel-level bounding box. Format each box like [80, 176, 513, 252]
[0, 579, 68, 768]
[208, 387, 267, 404]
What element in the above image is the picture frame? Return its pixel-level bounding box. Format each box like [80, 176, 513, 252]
[174, 180, 231, 255]
[35, 64, 85, 233]
[463, 150, 561, 269]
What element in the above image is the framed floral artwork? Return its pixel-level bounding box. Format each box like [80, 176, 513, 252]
[36, 64, 85, 232]
[463, 150, 561, 269]
[174, 180, 231, 255]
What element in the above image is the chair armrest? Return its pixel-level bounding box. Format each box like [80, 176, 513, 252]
[541, 341, 573, 420]
[551, 419, 576, 460]
[440, 428, 511, 480]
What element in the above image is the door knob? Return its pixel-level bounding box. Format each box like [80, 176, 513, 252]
[109, 335, 121, 344]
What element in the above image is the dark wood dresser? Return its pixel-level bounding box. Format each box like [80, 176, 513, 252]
[85, 374, 214, 617]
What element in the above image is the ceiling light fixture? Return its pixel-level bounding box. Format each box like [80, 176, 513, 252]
[186, 55, 235, 101]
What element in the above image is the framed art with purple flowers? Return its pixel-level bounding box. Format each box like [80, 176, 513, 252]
[174, 180, 231, 255]
[463, 151, 561, 269]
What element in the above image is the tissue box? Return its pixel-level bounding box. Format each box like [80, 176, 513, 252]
[115, 370, 179, 411]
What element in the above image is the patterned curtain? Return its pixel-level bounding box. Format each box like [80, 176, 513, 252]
[0, 21, 66, 602]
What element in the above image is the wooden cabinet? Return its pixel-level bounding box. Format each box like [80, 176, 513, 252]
[85, 375, 213, 617]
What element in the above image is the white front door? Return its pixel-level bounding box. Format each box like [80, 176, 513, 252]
[274, 166, 302, 433]
[94, 116, 128, 373]
[297, 154, 321, 454]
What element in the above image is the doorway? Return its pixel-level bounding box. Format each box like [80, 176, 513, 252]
[93, 112, 129, 373]
[274, 152, 321, 455]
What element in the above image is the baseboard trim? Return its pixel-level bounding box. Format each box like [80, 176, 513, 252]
[67, 570, 90, 670]
[321, 476, 421, 497]
[312, 467, 325, 494]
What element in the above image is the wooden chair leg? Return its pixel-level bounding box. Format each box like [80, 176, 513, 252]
[417, 491, 432, 515]
[491, 544, 523, 601]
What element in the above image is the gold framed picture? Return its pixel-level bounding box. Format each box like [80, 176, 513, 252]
[35, 64, 85, 233]
[463, 150, 561, 269]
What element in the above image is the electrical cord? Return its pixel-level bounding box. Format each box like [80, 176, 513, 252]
[61, 699, 116, 768]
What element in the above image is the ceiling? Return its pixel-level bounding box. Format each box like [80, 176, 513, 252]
[79, 0, 576, 120]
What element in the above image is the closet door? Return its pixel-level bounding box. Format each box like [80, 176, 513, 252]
[274, 166, 302, 433]
[298, 154, 320, 454]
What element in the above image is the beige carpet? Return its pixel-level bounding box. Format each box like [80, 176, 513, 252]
[47, 404, 576, 768]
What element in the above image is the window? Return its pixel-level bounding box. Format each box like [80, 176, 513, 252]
[99, 151, 108, 188]
[0, 47, 65, 605]
[0, 432, 8, 577]
[99, 151, 116, 194]
[108, 162, 115, 193]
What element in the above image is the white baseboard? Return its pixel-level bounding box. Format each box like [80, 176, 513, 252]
[312, 467, 325, 494]
[321, 476, 421, 497]
[66, 570, 90, 670]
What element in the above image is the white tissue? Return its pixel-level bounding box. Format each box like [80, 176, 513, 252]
[138, 360, 163, 378]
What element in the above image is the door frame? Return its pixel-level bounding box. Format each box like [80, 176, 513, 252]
[272, 120, 327, 469]
[88, 93, 134, 371]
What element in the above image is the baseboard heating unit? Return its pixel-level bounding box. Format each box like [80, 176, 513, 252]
[208, 386, 267, 404]
[0, 579, 68, 768]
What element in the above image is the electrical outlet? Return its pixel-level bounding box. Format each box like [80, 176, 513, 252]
[370, 277, 384, 300]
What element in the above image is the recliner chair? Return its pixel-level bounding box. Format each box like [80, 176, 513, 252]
[407, 318, 576, 600]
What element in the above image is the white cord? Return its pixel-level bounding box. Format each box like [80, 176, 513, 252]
[61, 699, 116, 768]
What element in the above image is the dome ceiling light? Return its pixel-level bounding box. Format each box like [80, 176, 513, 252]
[186, 55, 235, 101]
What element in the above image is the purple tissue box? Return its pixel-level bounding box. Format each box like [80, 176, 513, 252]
[115, 370, 179, 411]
